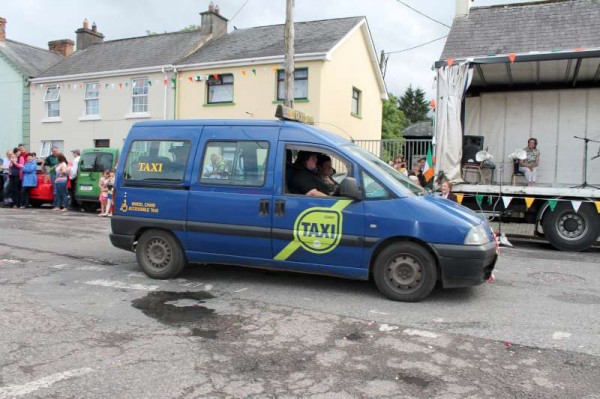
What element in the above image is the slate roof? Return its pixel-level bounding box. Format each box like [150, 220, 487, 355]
[0, 39, 63, 77]
[39, 30, 206, 78]
[179, 17, 364, 65]
[441, 0, 600, 59]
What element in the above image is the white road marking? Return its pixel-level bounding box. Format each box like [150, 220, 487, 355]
[234, 288, 249, 293]
[83, 279, 159, 291]
[0, 259, 21, 264]
[379, 324, 399, 332]
[0, 367, 93, 398]
[76, 266, 105, 271]
[369, 310, 388, 315]
[50, 264, 69, 269]
[552, 331, 571, 340]
[403, 329, 439, 338]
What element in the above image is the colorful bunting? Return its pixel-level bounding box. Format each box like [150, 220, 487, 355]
[446, 57, 455, 67]
[508, 53, 516, 64]
[212, 74, 219, 80]
[252, 68, 256, 76]
[548, 199, 558, 212]
[242, 70, 246, 77]
[119, 83, 123, 89]
[188, 76, 193, 82]
[595, 201, 600, 213]
[525, 197, 534, 209]
[163, 79, 168, 86]
[456, 194, 464, 205]
[147, 80, 152, 86]
[502, 196, 513, 209]
[571, 200, 582, 213]
[475, 194, 483, 207]
[429, 99, 436, 109]
[487, 195, 493, 205]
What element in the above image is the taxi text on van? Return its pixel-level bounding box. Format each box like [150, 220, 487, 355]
[110, 118, 497, 302]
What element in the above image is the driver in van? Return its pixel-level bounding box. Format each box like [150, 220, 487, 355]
[290, 151, 331, 197]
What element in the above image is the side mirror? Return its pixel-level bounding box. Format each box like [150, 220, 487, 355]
[339, 177, 362, 200]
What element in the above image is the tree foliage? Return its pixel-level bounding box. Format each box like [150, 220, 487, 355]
[381, 93, 408, 140]
[398, 85, 430, 125]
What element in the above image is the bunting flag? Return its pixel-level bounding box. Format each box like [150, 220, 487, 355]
[147, 80, 152, 86]
[272, 66, 277, 72]
[596, 201, 600, 213]
[525, 197, 535, 209]
[423, 144, 434, 183]
[548, 199, 558, 212]
[212, 74, 219, 80]
[456, 193, 464, 205]
[242, 70, 246, 77]
[252, 68, 256, 76]
[502, 196, 513, 208]
[475, 194, 483, 207]
[508, 53, 516, 64]
[163, 79, 168, 86]
[446, 57, 455, 66]
[571, 200, 582, 213]
[487, 195, 493, 205]
[118, 83, 123, 89]
[194, 75, 202, 81]
[188, 76, 193, 82]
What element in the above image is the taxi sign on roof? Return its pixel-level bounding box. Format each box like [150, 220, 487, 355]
[275, 104, 314, 125]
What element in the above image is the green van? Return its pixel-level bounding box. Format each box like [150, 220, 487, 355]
[75, 148, 119, 211]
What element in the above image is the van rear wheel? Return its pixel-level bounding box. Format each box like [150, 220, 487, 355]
[373, 242, 437, 302]
[136, 230, 186, 279]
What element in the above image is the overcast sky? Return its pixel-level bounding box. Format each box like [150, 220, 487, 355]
[2, 0, 541, 99]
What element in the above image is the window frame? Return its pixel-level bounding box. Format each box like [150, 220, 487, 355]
[200, 140, 270, 187]
[122, 139, 192, 186]
[351, 87, 361, 117]
[84, 82, 100, 116]
[131, 78, 149, 114]
[276, 68, 308, 101]
[40, 140, 64, 157]
[206, 74, 234, 104]
[44, 85, 60, 118]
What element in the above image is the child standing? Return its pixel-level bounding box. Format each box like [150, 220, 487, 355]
[98, 169, 110, 216]
[105, 170, 115, 217]
[20, 154, 38, 208]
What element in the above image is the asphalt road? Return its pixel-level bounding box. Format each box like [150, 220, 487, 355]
[0, 207, 599, 398]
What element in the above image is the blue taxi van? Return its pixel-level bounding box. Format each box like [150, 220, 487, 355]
[110, 113, 497, 302]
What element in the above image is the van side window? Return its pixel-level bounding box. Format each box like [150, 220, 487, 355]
[123, 140, 191, 182]
[201, 141, 269, 187]
[361, 170, 391, 199]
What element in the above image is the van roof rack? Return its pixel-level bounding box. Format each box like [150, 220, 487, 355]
[275, 104, 314, 125]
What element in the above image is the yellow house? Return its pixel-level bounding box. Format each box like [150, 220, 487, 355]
[175, 17, 387, 141]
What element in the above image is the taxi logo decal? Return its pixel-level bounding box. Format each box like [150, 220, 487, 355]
[138, 162, 163, 173]
[274, 200, 352, 261]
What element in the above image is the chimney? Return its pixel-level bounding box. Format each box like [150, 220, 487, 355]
[0, 17, 6, 41]
[48, 39, 75, 57]
[455, 0, 473, 17]
[200, 3, 228, 39]
[75, 19, 104, 51]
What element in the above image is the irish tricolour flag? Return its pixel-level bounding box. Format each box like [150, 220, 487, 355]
[423, 144, 434, 183]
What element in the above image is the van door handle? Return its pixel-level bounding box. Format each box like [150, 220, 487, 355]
[259, 199, 269, 216]
[275, 199, 285, 216]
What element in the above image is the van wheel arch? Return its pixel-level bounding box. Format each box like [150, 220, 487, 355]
[369, 237, 439, 278]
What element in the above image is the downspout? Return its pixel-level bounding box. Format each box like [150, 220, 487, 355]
[161, 66, 168, 120]
[173, 67, 178, 120]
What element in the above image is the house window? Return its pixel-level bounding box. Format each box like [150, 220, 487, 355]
[131, 78, 149, 113]
[277, 68, 308, 100]
[94, 139, 110, 148]
[352, 87, 361, 116]
[40, 140, 64, 157]
[44, 85, 60, 117]
[207, 74, 234, 104]
[84, 83, 100, 115]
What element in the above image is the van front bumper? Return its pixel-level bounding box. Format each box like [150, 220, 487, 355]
[110, 233, 135, 252]
[431, 242, 497, 288]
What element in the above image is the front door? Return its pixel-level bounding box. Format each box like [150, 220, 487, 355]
[186, 125, 278, 261]
[271, 143, 366, 277]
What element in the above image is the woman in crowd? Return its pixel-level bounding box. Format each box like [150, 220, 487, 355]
[519, 137, 540, 186]
[8, 148, 24, 208]
[52, 153, 69, 211]
[440, 180, 457, 202]
[20, 153, 38, 208]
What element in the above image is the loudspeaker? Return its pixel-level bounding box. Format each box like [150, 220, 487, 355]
[462, 135, 484, 164]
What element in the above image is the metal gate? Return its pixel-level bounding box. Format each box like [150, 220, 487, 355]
[353, 139, 432, 169]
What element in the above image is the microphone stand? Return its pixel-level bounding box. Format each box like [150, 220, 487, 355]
[571, 136, 600, 189]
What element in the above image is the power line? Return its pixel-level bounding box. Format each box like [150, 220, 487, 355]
[394, 0, 451, 28]
[385, 35, 448, 55]
[229, 0, 251, 23]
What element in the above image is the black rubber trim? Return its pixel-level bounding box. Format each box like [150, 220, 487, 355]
[187, 221, 270, 238]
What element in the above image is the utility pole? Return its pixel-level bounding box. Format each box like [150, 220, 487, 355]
[284, 0, 295, 108]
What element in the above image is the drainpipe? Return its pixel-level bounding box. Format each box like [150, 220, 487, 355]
[172, 67, 178, 120]
[161, 66, 168, 120]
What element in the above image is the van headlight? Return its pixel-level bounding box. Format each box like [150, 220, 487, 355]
[464, 225, 490, 245]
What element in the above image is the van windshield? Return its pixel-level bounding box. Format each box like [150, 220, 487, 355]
[343, 144, 424, 196]
[80, 152, 114, 173]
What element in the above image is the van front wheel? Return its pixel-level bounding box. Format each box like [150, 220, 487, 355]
[136, 230, 186, 279]
[373, 242, 437, 302]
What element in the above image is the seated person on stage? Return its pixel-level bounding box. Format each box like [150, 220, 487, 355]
[203, 153, 225, 178]
[518, 137, 540, 186]
[290, 151, 331, 197]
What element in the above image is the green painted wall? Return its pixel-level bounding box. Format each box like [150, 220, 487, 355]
[0, 56, 25, 149]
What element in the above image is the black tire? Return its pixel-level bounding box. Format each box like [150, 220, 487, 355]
[543, 202, 599, 252]
[82, 202, 99, 212]
[373, 242, 437, 302]
[136, 230, 186, 279]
